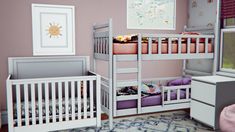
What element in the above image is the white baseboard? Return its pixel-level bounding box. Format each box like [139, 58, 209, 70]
[1, 111, 8, 125]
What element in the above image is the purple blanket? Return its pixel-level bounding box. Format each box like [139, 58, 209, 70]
[117, 90, 187, 110]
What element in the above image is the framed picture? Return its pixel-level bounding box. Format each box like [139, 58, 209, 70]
[127, 0, 176, 30]
[32, 4, 75, 55]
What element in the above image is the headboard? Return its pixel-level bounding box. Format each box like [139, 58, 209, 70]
[8, 56, 90, 79]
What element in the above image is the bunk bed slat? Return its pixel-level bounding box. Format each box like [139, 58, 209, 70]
[196, 38, 200, 53]
[168, 38, 172, 54]
[158, 37, 162, 54]
[205, 38, 209, 53]
[116, 68, 138, 74]
[148, 37, 152, 54]
[116, 80, 138, 87]
[178, 38, 182, 54]
[187, 38, 191, 54]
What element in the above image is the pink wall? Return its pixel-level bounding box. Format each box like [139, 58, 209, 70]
[0, 0, 188, 111]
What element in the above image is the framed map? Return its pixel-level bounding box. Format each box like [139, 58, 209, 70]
[127, 0, 176, 30]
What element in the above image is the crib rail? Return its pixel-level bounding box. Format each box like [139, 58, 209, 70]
[6, 74, 101, 130]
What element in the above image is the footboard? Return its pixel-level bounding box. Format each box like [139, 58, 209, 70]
[6, 74, 101, 132]
[93, 19, 113, 61]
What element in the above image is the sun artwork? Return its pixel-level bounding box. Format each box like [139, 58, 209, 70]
[46, 22, 62, 38]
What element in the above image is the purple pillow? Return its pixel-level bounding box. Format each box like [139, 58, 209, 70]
[167, 77, 191, 86]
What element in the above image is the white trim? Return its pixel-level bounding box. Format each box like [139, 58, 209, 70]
[32, 4, 75, 56]
[127, 0, 176, 30]
[219, 28, 235, 74]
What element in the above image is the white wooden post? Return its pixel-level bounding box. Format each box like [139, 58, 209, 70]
[96, 75, 101, 127]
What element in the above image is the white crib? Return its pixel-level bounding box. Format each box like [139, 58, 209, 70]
[6, 56, 101, 132]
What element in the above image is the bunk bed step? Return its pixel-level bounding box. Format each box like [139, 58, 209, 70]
[117, 95, 138, 101]
[116, 68, 138, 74]
[116, 80, 138, 87]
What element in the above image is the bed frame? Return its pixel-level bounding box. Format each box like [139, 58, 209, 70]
[93, 19, 216, 129]
[6, 56, 101, 132]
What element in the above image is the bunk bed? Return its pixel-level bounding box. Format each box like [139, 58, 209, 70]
[93, 19, 215, 129]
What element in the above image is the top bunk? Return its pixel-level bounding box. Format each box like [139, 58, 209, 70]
[93, 19, 215, 61]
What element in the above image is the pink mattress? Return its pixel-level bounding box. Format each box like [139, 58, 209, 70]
[113, 42, 213, 54]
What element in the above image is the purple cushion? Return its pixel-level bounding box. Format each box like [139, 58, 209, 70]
[167, 77, 191, 86]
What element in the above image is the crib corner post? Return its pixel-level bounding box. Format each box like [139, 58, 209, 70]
[6, 76, 14, 132]
[96, 74, 101, 127]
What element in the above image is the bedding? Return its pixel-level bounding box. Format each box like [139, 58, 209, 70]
[117, 90, 187, 109]
[113, 42, 213, 54]
[13, 97, 95, 122]
[167, 77, 191, 86]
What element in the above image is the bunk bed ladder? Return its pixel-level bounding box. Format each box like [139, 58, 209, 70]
[112, 34, 142, 116]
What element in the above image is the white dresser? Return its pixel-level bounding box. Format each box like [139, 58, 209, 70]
[191, 76, 235, 130]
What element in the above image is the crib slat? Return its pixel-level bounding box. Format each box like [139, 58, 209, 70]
[24, 84, 29, 126]
[38, 83, 43, 124]
[44, 82, 50, 123]
[83, 81, 87, 119]
[89, 80, 94, 118]
[16, 84, 22, 127]
[52, 82, 56, 122]
[31, 83, 36, 125]
[71, 81, 75, 120]
[58, 82, 63, 122]
[77, 81, 81, 119]
[65, 81, 69, 121]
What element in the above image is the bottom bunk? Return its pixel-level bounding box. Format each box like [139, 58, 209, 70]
[101, 77, 191, 117]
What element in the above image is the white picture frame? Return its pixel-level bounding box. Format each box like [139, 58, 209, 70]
[32, 4, 75, 56]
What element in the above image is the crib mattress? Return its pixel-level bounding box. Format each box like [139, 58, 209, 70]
[113, 43, 213, 54]
[117, 90, 187, 110]
[13, 97, 94, 120]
